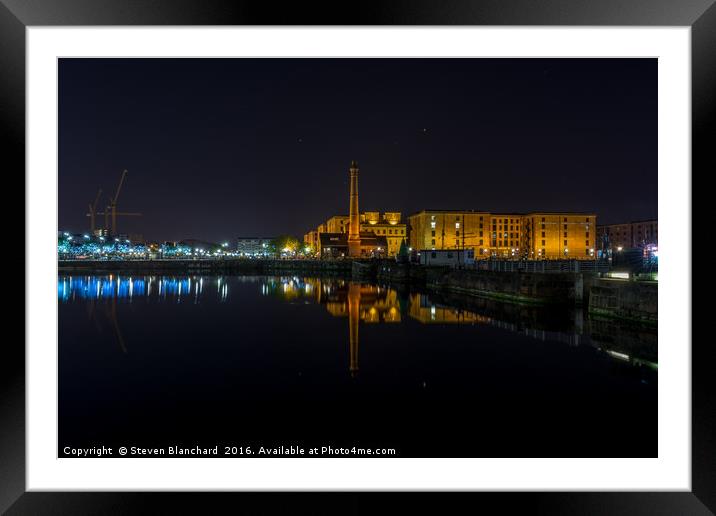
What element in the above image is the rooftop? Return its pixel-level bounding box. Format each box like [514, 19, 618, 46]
[409, 209, 597, 217]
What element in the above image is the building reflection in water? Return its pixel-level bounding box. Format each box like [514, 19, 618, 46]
[262, 278, 402, 377]
[408, 293, 492, 325]
[59, 275, 657, 374]
[262, 277, 657, 376]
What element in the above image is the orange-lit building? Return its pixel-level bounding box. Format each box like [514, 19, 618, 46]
[408, 210, 597, 259]
[306, 211, 407, 257]
[304, 161, 407, 258]
[522, 213, 597, 259]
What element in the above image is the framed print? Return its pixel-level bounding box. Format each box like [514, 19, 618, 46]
[3, 0, 712, 513]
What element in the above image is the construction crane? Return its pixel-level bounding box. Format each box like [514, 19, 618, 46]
[85, 169, 142, 236]
[87, 188, 102, 233]
[109, 169, 127, 235]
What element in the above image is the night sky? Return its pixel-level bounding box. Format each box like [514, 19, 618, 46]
[59, 58, 656, 242]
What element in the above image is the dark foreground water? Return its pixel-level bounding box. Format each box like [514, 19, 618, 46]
[59, 274, 657, 458]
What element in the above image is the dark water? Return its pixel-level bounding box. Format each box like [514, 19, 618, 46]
[58, 274, 657, 458]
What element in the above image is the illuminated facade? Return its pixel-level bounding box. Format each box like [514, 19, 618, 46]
[408, 210, 487, 255]
[358, 212, 407, 257]
[307, 214, 406, 257]
[304, 162, 407, 257]
[303, 230, 319, 252]
[522, 213, 597, 260]
[408, 210, 597, 259]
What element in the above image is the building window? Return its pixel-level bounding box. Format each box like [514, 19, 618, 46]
[455, 222, 460, 229]
[564, 240, 568, 246]
[564, 217, 567, 222]
[431, 230, 435, 237]
[541, 224, 545, 229]
[431, 239, 435, 245]
[542, 240, 546, 246]
[585, 240, 589, 246]
[541, 232, 545, 238]
[542, 217, 545, 222]
[563, 232, 567, 238]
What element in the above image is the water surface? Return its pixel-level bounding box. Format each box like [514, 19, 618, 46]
[59, 274, 657, 457]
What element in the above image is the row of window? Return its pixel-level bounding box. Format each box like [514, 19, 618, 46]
[371, 228, 405, 235]
[426, 245, 595, 257]
[540, 217, 591, 223]
[426, 215, 592, 223]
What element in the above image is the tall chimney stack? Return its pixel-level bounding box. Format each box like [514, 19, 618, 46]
[347, 160, 361, 257]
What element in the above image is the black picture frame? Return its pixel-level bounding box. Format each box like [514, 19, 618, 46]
[2, 1, 710, 514]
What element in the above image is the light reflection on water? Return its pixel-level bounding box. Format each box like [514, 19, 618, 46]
[57, 275, 230, 302]
[58, 273, 657, 457]
[58, 275, 657, 370]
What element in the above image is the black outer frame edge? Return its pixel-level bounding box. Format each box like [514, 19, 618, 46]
[0, 0, 714, 26]
[0, 1, 26, 515]
[691, 0, 716, 513]
[2, 0, 713, 514]
[2, 492, 716, 516]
